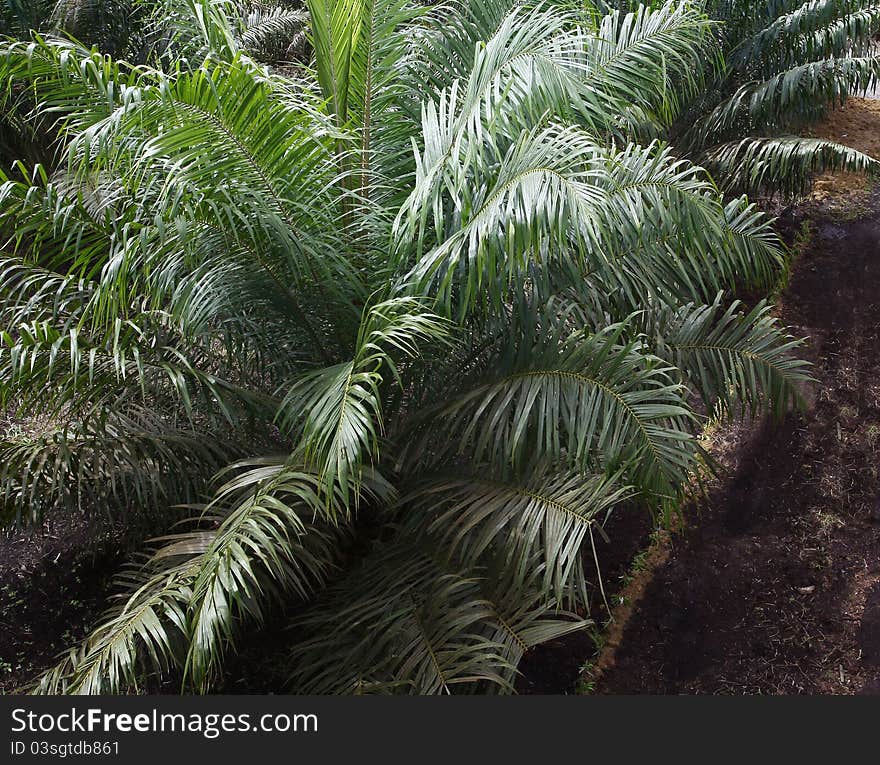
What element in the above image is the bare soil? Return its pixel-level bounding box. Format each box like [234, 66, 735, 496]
[0, 515, 122, 692]
[806, 98, 880, 201]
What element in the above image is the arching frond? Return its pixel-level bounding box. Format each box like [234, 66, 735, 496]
[650, 296, 811, 418]
[35, 460, 353, 694]
[729, 1, 880, 77]
[33, 560, 195, 695]
[0, 414, 232, 525]
[278, 297, 448, 503]
[702, 56, 880, 142]
[412, 321, 695, 504]
[705, 135, 880, 196]
[239, 5, 308, 63]
[286, 542, 588, 694]
[182, 461, 351, 691]
[406, 466, 632, 603]
[683, 0, 880, 196]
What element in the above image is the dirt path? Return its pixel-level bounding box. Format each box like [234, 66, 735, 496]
[595, 184, 880, 695]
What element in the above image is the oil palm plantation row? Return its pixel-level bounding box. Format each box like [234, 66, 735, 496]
[0, 0, 306, 61]
[683, 0, 880, 196]
[1, 0, 813, 694]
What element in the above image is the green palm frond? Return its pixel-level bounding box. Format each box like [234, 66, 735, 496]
[154, 0, 241, 62]
[683, 0, 880, 196]
[0, 165, 118, 278]
[307, 0, 365, 125]
[650, 296, 811, 418]
[286, 541, 589, 694]
[35, 459, 355, 694]
[278, 297, 448, 503]
[51, 0, 147, 57]
[182, 460, 352, 691]
[33, 559, 195, 695]
[413, 320, 695, 504]
[729, 1, 880, 76]
[395, 123, 610, 313]
[409, 0, 713, 138]
[705, 135, 880, 196]
[2, 0, 53, 37]
[346, 0, 426, 204]
[239, 5, 308, 63]
[396, 123, 758, 318]
[0, 414, 231, 525]
[702, 56, 880, 142]
[586, 0, 718, 129]
[0, 307, 263, 426]
[405, 466, 632, 603]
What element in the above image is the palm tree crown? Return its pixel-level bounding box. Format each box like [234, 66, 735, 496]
[0, 0, 808, 694]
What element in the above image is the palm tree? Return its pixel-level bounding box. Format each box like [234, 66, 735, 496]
[0, 0, 150, 57]
[0, 0, 807, 694]
[679, 0, 880, 196]
[1, 0, 307, 60]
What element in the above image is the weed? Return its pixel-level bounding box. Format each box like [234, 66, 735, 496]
[574, 663, 598, 695]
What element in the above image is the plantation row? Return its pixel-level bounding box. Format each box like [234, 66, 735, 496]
[0, 0, 877, 694]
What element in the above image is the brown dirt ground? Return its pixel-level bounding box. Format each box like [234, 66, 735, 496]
[806, 98, 880, 202]
[592, 102, 880, 695]
[0, 513, 122, 693]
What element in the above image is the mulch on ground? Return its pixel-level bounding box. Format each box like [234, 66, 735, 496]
[594, 192, 880, 694]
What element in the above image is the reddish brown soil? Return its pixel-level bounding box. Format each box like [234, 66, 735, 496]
[595, 195, 880, 694]
[806, 98, 880, 200]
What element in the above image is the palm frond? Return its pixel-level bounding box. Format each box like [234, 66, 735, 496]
[286, 541, 588, 694]
[651, 296, 811, 418]
[730, 1, 880, 76]
[702, 56, 880, 142]
[35, 459, 352, 693]
[405, 466, 632, 603]
[306, 0, 365, 124]
[240, 5, 308, 63]
[277, 297, 448, 503]
[705, 135, 880, 196]
[0, 414, 232, 525]
[33, 559, 195, 694]
[411, 319, 695, 505]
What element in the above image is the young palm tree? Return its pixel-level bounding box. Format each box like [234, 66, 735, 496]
[0, 0, 807, 694]
[679, 0, 880, 196]
[0, 0, 150, 57]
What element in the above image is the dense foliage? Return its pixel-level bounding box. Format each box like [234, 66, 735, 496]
[0, 0, 852, 694]
[683, 0, 880, 195]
